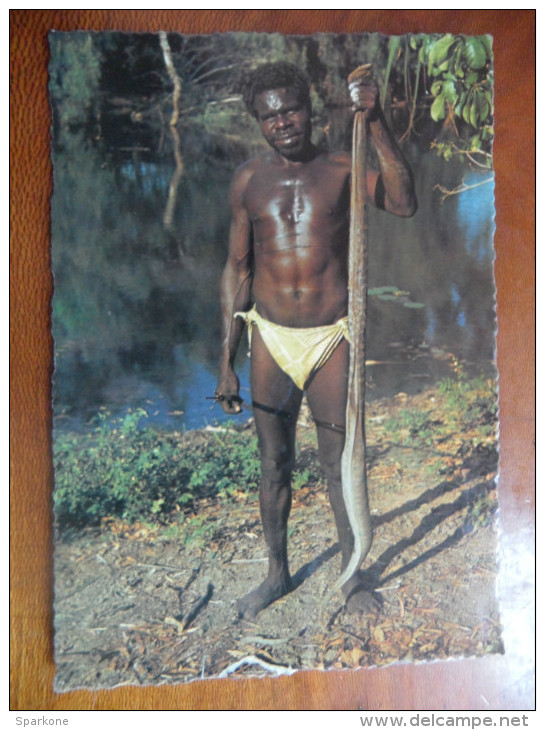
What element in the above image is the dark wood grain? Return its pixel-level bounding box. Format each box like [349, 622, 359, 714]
[10, 9, 535, 710]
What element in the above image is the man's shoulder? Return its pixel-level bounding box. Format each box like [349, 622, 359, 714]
[232, 153, 271, 185]
[241, 151, 280, 170]
[230, 158, 257, 198]
[323, 150, 351, 167]
[229, 154, 271, 205]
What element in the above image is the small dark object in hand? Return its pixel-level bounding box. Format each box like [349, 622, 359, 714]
[207, 393, 243, 405]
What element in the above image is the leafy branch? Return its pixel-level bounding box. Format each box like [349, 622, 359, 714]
[434, 176, 494, 203]
[430, 140, 492, 169]
[410, 34, 493, 167]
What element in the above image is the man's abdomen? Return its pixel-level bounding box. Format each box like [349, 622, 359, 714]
[252, 241, 348, 327]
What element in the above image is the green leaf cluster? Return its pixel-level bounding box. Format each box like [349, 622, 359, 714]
[53, 411, 321, 532]
[53, 408, 180, 528]
[410, 34, 493, 164]
[437, 372, 498, 435]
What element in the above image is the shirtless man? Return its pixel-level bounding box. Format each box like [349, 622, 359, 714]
[216, 62, 416, 620]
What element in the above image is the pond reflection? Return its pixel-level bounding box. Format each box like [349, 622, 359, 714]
[51, 138, 496, 433]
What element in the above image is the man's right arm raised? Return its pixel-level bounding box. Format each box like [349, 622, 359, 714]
[216, 165, 254, 414]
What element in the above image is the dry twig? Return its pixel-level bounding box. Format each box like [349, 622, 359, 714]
[218, 655, 296, 678]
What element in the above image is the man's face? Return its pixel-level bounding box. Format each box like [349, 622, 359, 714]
[254, 87, 311, 160]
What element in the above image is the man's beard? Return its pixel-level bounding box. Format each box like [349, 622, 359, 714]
[268, 127, 312, 161]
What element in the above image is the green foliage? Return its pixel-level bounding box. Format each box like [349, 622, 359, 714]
[53, 408, 182, 528]
[380, 36, 402, 109]
[384, 408, 437, 447]
[464, 487, 497, 530]
[187, 425, 262, 500]
[292, 468, 311, 491]
[410, 34, 493, 165]
[181, 514, 219, 548]
[384, 372, 497, 450]
[53, 411, 321, 532]
[437, 372, 498, 433]
[49, 32, 103, 129]
[155, 512, 222, 548]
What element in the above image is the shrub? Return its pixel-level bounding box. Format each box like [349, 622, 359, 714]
[53, 409, 321, 532]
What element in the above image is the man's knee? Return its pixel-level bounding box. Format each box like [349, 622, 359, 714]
[260, 452, 293, 488]
[316, 436, 343, 483]
[321, 458, 342, 490]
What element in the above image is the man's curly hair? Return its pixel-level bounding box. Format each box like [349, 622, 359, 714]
[242, 62, 311, 119]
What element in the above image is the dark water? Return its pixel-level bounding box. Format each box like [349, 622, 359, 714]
[51, 140, 496, 433]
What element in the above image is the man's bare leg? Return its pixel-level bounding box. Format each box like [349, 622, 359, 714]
[236, 326, 303, 620]
[306, 340, 381, 614]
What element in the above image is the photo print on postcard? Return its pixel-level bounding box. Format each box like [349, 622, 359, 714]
[49, 30, 501, 691]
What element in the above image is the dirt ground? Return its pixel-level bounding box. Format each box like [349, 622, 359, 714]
[53, 387, 503, 691]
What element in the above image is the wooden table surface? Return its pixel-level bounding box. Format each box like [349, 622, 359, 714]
[10, 9, 535, 711]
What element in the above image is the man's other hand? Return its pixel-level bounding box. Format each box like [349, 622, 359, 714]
[348, 77, 380, 120]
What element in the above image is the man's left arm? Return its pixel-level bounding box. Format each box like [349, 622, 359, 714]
[349, 77, 417, 218]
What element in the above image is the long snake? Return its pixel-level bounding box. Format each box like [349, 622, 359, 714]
[321, 65, 373, 615]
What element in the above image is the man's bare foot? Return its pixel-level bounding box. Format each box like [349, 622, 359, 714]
[342, 575, 382, 614]
[236, 574, 293, 620]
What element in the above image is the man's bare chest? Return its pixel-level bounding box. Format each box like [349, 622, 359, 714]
[244, 164, 350, 226]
